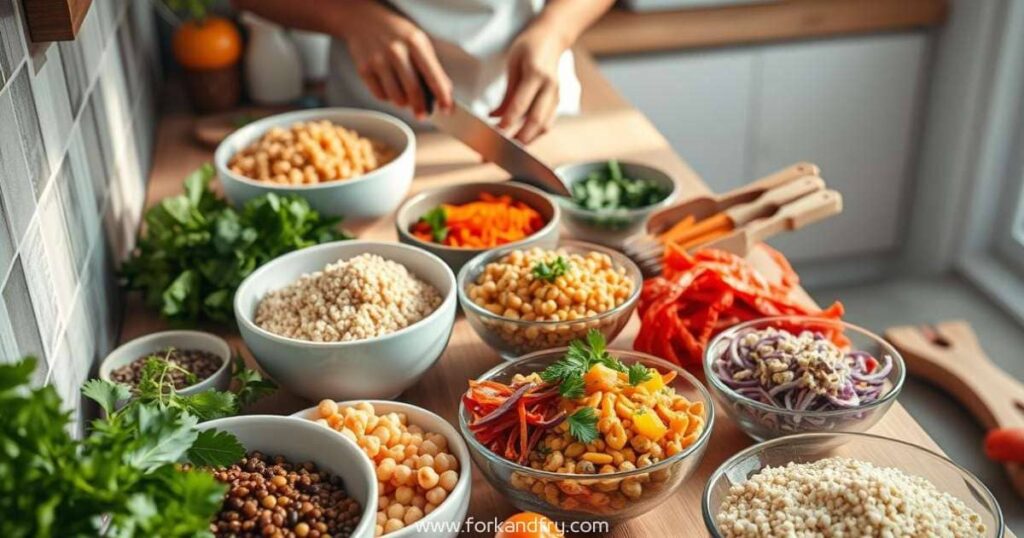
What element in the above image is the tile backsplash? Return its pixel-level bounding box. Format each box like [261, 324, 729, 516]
[0, 0, 160, 431]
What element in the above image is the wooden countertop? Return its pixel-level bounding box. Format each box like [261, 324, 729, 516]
[581, 0, 947, 56]
[124, 52, 1010, 537]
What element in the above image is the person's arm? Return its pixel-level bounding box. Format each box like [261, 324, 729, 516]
[492, 0, 615, 143]
[232, 0, 452, 117]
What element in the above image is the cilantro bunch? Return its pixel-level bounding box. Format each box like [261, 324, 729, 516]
[122, 164, 350, 325]
[531, 256, 569, 283]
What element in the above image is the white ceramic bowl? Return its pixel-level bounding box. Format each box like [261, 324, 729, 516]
[234, 241, 457, 401]
[292, 400, 471, 538]
[99, 330, 232, 396]
[200, 415, 378, 538]
[214, 108, 416, 222]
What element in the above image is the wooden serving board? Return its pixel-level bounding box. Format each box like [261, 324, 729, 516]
[123, 53, 1013, 537]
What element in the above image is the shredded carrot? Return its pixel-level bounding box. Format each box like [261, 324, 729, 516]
[659, 214, 696, 243]
[679, 226, 732, 250]
[410, 192, 544, 248]
[635, 246, 844, 370]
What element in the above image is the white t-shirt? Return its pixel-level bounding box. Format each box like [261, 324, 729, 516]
[326, 0, 581, 127]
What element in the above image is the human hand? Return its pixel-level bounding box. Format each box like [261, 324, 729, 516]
[490, 23, 568, 143]
[339, 0, 453, 118]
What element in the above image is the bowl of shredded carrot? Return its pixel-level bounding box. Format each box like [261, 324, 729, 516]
[396, 181, 560, 272]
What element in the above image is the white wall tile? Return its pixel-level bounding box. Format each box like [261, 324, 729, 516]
[29, 44, 74, 176]
[38, 177, 79, 316]
[0, 88, 36, 242]
[20, 221, 59, 355]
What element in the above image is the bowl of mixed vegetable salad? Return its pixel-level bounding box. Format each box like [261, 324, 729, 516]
[703, 316, 905, 441]
[458, 331, 714, 523]
[555, 160, 676, 247]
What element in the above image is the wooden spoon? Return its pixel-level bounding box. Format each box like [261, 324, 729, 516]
[885, 320, 1024, 497]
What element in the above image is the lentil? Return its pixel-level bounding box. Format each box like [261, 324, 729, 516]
[255, 254, 442, 342]
[110, 347, 222, 389]
[206, 451, 362, 537]
[717, 457, 986, 537]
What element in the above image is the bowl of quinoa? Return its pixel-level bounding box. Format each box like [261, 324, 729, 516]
[703, 432, 1003, 537]
[235, 241, 457, 401]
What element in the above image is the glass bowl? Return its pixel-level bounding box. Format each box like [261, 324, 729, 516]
[702, 432, 1004, 537]
[458, 348, 715, 523]
[457, 240, 642, 361]
[703, 316, 905, 441]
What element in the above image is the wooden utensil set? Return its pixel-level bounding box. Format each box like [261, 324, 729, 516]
[622, 162, 843, 277]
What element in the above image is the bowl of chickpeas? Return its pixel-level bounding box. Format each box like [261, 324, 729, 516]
[214, 108, 415, 222]
[458, 348, 715, 523]
[457, 241, 642, 360]
[293, 400, 471, 538]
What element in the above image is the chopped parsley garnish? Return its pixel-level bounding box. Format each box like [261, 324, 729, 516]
[540, 330, 625, 400]
[567, 407, 599, 444]
[531, 256, 569, 282]
[628, 363, 653, 386]
[421, 207, 448, 243]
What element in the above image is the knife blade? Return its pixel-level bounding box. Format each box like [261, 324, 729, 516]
[427, 99, 571, 197]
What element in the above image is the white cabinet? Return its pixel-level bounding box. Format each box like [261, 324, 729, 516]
[599, 49, 755, 191]
[598, 33, 928, 263]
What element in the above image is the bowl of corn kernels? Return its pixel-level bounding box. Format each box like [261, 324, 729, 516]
[458, 332, 714, 523]
[293, 400, 471, 537]
[456, 240, 642, 360]
[214, 108, 415, 222]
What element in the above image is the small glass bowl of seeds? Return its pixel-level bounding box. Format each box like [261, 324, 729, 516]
[100, 331, 232, 402]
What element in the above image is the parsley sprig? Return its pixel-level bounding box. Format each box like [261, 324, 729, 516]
[421, 206, 449, 243]
[567, 407, 599, 444]
[540, 330, 625, 400]
[627, 363, 653, 386]
[531, 256, 570, 282]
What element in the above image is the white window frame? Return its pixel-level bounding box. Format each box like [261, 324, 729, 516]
[955, 0, 1024, 323]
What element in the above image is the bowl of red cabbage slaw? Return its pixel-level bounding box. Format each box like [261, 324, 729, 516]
[703, 316, 905, 441]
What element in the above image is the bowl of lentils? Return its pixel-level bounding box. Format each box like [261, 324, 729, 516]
[100, 330, 232, 401]
[703, 316, 905, 441]
[555, 160, 676, 247]
[457, 240, 642, 360]
[197, 415, 378, 538]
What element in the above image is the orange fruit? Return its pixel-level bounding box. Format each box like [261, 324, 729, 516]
[172, 16, 242, 70]
[495, 512, 564, 538]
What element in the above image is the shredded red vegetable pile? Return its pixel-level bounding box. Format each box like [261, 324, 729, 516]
[635, 245, 845, 369]
[462, 380, 564, 464]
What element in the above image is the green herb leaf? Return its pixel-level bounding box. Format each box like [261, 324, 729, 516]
[539, 331, 627, 399]
[531, 256, 569, 283]
[627, 363, 653, 386]
[567, 407, 599, 444]
[82, 379, 132, 415]
[232, 356, 277, 408]
[558, 375, 586, 400]
[187, 429, 246, 467]
[0, 357, 36, 391]
[122, 164, 350, 325]
[421, 207, 448, 243]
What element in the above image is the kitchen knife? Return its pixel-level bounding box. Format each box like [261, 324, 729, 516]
[423, 88, 571, 196]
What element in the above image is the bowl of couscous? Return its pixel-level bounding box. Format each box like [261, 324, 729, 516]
[458, 340, 714, 523]
[214, 108, 415, 222]
[456, 240, 642, 360]
[234, 241, 457, 401]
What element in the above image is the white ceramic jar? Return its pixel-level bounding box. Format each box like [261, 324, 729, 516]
[239, 11, 303, 104]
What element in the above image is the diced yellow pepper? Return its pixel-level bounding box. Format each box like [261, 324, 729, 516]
[584, 363, 619, 394]
[632, 407, 668, 441]
[639, 370, 665, 394]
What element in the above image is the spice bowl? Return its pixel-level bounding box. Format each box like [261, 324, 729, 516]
[457, 240, 642, 361]
[703, 316, 906, 442]
[234, 240, 457, 401]
[555, 160, 677, 248]
[99, 330, 232, 398]
[214, 108, 415, 222]
[459, 349, 714, 523]
[703, 432, 1004, 537]
[395, 181, 561, 274]
[200, 415, 379, 538]
[292, 400, 471, 537]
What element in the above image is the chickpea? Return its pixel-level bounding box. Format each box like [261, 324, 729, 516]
[438, 470, 458, 492]
[417, 467, 439, 490]
[386, 503, 405, 520]
[403, 506, 424, 525]
[384, 519, 404, 533]
[392, 464, 413, 486]
[425, 487, 447, 506]
[317, 399, 338, 417]
[394, 486, 414, 505]
[376, 459, 396, 482]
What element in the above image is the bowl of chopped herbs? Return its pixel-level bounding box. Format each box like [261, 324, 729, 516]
[556, 160, 677, 247]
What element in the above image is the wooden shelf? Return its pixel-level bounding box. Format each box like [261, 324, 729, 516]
[581, 0, 947, 56]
